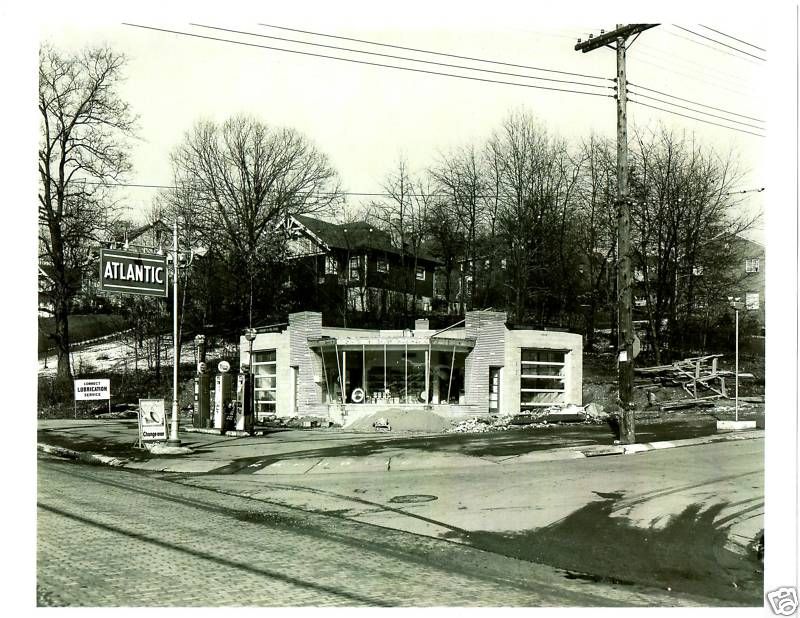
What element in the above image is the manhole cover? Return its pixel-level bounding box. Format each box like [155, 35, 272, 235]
[388, 494, 438, 504]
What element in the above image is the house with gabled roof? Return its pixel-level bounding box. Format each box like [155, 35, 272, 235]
[280, 214, 442, 319]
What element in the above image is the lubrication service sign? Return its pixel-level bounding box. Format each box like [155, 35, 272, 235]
[74, 379, 110, 401]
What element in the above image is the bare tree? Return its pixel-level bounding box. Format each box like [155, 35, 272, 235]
[367, 158, 433, 319]
[574, 134, 617, 349]
[171, 115, 342, 326]
[38, 43, 136, 392]
[431, 144, 487, 311]
[425, 197, 464, 312]
[488, 110, 581, 324]
[629, 125, 755, 361]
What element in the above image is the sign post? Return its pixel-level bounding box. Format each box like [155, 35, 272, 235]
[167, 218, 181, 447]
[98, 223, 186, 447]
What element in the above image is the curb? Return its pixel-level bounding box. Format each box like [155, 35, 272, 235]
[183, 427, 266, 437]
[37, 443, 128, 467]
[37, 429, 764, 474]
[577, 429, 763, 458]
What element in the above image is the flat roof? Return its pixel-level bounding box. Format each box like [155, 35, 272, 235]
[308, 335, 475, 350]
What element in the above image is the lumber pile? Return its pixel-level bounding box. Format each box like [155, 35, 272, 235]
[635, 354, 753, 407]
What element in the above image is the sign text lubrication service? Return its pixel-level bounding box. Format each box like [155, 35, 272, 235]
[100, 248, 168, 297]
[138, 399, 168, 442]
[74, 379, 110, 401]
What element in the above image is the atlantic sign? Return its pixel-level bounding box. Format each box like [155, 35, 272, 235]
[99, 248, 168, 297]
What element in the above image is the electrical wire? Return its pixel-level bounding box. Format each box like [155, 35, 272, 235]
[698, 25, 766, 52]
[257, 22, 611, 82]
[660, 29, 763, 65]
[674, 25, 766, 60]
[190, 23, 613, 90]
[633, 41, 756, 86]
[722, 187, 765, 195]
[122, 23, 616, 98]
[627, 83, 764, 124]
[71, 179, 559, 201]
[627, 96, 766, 137]
[628, 54, 754, 98]
[669, 24, 766, 62]
[627, 90, 764, 131]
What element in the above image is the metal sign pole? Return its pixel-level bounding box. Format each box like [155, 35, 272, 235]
[735, 307, 739, 422]
[167, 216, 181, 446]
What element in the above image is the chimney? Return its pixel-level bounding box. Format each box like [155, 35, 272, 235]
[414, 319, 430, 332]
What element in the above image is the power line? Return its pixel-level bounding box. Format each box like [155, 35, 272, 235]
[628, 96, 766, 137]
[191, 23, 613, 90]
[671, 25, 766, 61]
[628, 90, 764, 131]
[723, 187, 765, 195]
[257, 22, 612, 82]
[633, 42, 756, 87]
[698, 25, 766, 53]
[627, 83, 764, 125]
[662, 28, 763, 64]
[628, 53, 754, 98]
[72, 179, 477, 198]
[74, 179, 768, 200]
[122, 23, 615, 99]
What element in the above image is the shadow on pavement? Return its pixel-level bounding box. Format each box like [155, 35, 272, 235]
[449, 492, 763, 605]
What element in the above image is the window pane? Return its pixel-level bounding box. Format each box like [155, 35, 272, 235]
[254, 375, 276, 389]
[385, 346, 406, 404]
[254, 363, 276, 376]
[521, 363, 563, 376]
[255, 390, 276, 403]
[325, 256, 337, 275]
[521, 376, 564, 390]
[365, 349, 385, 399]
[253, 350, 276, 363]
[521, 349, 565, 364]
[407, 348, 426, 403]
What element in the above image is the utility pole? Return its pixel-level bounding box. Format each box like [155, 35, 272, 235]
[575, 23, 657, 444]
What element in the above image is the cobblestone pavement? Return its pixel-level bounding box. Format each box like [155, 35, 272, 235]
[36, 455, 726, 607]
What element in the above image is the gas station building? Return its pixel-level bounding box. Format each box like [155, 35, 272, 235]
[240, 311, 582, 427]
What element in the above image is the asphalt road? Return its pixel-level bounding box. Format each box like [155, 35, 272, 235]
[182, 438, 765, 604]
[37, 453, 726, 607]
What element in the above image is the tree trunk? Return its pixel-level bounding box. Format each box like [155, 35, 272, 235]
[53, 294, 71, 390]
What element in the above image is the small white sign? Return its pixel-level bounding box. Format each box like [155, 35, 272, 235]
[138, 399, 167, 442]
[74, 379, 110, 401]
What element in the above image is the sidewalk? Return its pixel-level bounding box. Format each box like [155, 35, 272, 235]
[37, 418, 765, 475]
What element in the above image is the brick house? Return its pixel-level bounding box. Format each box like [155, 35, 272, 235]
[725, 236, 765, 331]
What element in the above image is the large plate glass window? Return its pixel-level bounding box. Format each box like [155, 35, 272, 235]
[520, 348, 566, 408]
[252, 350, 277, 419]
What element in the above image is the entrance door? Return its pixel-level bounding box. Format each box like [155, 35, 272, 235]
[489, 367, 501, 413]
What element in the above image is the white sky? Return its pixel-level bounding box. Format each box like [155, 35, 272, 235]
[35, 2, 770, 239]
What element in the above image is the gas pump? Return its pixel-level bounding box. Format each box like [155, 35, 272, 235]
[234, 366, 254, 433]
[193, 335, 211, 429]
[213, 361, 232, 431]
